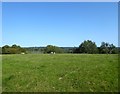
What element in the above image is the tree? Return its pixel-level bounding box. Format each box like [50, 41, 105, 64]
[2, 44, 26, 54]
[44, 45, 64, 53]
[73, 47, 79, 53]
[2, 45, 11, 54]
[99, 42, 109, 54]
[109, 44, 116, 54]
[12, 44, 20, 48]
[99, 42, 118, 54]
[0, 47, 2, 54]
[79, 40, 98, 54]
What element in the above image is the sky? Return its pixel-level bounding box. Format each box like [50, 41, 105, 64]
[0, 2, 2, 47]
[2, 2, 118, 47]
[2, 0, 120, 2]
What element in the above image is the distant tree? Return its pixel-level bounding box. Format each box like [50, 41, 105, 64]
[0, 47, 2, 54]
[44, 45, 54, 53]
[118, 47, 120, 54]
[79, 40, 98, 54]
[2, 44, 26, 54]
[109, 44, 115, 54]
[44, 45, 64, 53]
[20, 48, 26, 53]
[99, 42, 109, 54]
[99, 42, 118, 54]
[2, 45, 10, 54]
[12, 44, 20, 48]
[73, 47, 79, 53]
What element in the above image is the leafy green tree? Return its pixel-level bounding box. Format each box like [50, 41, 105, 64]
[44, 45, 64, 53]
[99, 42, 118, 54]
[2, 44, 26, 54]
[2, 45, 10, 54]
[109, 44, 116, 54]
[99, 42, 109, 54]
[79, 40, 98, 54]
[12, 44, 20, 48]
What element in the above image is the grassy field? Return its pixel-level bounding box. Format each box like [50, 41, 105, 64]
[2, 54, 118, 92]
[0, 55, 2, 93]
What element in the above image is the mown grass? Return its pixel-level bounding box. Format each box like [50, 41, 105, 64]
[2, 54, 118, 92]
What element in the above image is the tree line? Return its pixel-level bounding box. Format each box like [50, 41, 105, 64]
[73, 40, 118, 54]
[1, 44, 26, 54]
[1, 40, 119, 54]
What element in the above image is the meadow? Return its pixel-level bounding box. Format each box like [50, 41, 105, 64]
[2, 54, 118, 92]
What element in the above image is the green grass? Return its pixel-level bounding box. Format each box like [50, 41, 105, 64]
[0, 55, 2, 93]
[2, 54, 118, 92]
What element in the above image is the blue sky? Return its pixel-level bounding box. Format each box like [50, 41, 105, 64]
[2, 2, 118, 47]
